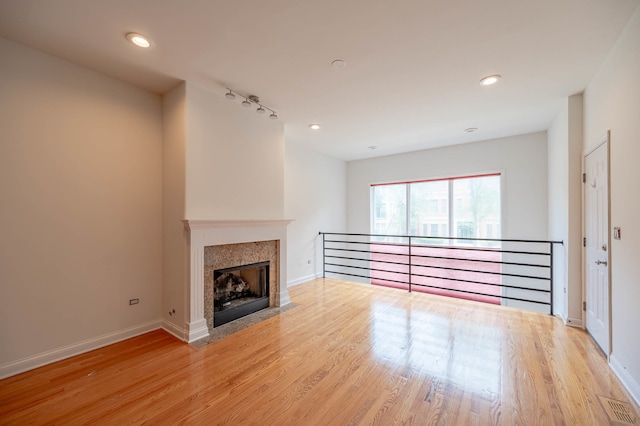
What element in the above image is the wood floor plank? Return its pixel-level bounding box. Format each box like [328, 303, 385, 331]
[1, 278, 638, 425]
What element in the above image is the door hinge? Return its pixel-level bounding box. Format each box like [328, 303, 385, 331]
[583, 301, 586, 311]
[582, 173, 586, 183]
[583, 237, 586, 247]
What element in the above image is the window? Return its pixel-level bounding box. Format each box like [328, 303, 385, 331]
[371, 183, 406, 236]
[487, 223, 494, 238]
[371, 174, 501, 246]
[428, 199, 438, 214]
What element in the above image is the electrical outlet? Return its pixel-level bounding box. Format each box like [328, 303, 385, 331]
[129, 298, 139, 305]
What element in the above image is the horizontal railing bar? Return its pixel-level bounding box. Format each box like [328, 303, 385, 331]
[324, 241, 551, 257]
[408, 263, 549, 281]
[400, 253, 549, 269]
[324, 247, 551, 268]
[408, 271, 550, 293]
[324, 270, 409, 286]
[325, 262, 408, 277]
[324, 270, 551, 306]
[320, 231, 563, 245]
[325, 247, 407, 258]
[409, 283, 551, 306]
[325, 255, 410, 267]
[325, 256, 550, 281]
[324, 263, 550, 293]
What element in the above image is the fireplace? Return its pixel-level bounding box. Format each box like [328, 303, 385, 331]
[182, 219, 292, 343]
[213, 261, 269, 326]
[203, 239, 281, 333]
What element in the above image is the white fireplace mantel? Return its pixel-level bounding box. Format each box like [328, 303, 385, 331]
[183, 219, 293, 342]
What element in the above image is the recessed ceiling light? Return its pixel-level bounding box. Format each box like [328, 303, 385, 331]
[464, 127, 478, 133]
[331, 59, 346, 69]
[309, 124, 321, 130]
[126, 32, 151, 48]
[480, 75, 501, 86]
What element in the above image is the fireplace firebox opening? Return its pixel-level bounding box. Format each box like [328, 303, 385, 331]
[213, 261, 270, 326]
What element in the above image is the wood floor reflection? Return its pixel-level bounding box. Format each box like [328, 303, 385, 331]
[1, 278, 638, 425]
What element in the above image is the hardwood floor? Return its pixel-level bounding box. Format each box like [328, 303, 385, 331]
[1, 278, 638, 425]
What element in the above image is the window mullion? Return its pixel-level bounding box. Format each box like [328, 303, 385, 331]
[406, 183, 410, 235]
[448, 179, 454, 239]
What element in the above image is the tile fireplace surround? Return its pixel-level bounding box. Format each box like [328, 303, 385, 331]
[183, 219, 292, 343]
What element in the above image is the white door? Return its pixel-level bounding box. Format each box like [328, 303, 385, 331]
[584, 136, 610, 355]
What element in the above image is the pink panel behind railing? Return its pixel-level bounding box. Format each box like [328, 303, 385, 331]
[370, 243, 502, 304]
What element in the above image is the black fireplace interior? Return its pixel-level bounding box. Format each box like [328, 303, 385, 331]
[213, 261, 269, 326]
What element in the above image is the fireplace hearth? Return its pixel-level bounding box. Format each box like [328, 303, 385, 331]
[213, 261, 269, 326]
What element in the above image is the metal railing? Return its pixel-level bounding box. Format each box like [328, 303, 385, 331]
[319, 232, 563, 315]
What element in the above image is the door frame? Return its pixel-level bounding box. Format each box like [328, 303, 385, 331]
[582, 130, 611, 357]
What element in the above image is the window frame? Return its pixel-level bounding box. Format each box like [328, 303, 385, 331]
[370, 173, 502, 243]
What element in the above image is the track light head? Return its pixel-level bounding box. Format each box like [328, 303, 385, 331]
[224, 88, 277, 119]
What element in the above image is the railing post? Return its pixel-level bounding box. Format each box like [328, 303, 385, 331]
[549, 242, 554, 316]
[408, 236, 412, 293]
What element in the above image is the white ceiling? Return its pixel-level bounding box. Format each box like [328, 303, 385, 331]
[0, 0, 638, 161]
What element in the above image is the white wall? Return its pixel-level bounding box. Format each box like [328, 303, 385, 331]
[160, 82, 288, 339]
[285, 143, 347, 286]
[567, 95, 584, 323]
[184, 83, 285, 220]
[347, 132, 548, 239]
[583, 5, 640, 405]
[548, 94, 583, 325]
[548, 101, 569, 321]
[347, 132, 549, 308]
[162, 83, 188, 336]
[0, 38, 163, 377]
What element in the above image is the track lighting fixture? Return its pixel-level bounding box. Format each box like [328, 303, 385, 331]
[224, 88, 278, 120]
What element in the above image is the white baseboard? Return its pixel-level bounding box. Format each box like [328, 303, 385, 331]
[554, 311, 567, 324]
[566, 317, 583, 328]
[0, 320, 162, 380]
[186, 319, 210, 343]
[276, 290, 291, 307]
[161, 319, 187, 341]
[288, 273, 321, 287]
[610, 354, 640, 406]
